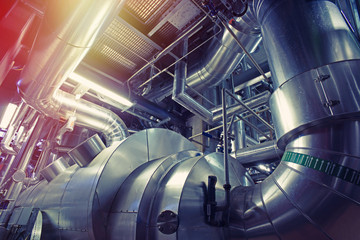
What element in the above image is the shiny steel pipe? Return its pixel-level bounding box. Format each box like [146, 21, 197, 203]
[68, 134, 106, 167]
[212, 91, 270, 123]
[14, 128, 253, 239]
[186, 11, 261, 90]
[0, 103, 29, 155]
[55, 91, 128, 146]
[40, 157, 70, 182]
[230, 121, 360, 239]
[18, 0, 128, 145]
[258, 0, 360, 88]
[235, 140, 283, 165]
[173, 40, 213, 123]
[229, 0, 360, 239]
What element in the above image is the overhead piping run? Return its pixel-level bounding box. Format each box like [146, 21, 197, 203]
[172, 2, 265, 124]
[173, 53, 270, 124]
[17, 0, 128, 146]
[173, 50, 270, 124]
[228, 0, 360, 239]
[173, 39, 214, 122]
[185, 4, 262, 90]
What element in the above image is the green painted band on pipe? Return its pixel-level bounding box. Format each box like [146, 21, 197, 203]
[282, 151, 360, 186]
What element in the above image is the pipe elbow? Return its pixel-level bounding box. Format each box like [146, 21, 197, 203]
[0, 143, 16, 155]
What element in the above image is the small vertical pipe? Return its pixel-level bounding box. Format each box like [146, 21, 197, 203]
[0, 114, 45, 226]
[222, 88, 230, 186]
[221, 88, 231, 225]
[0, 155, 15, 187]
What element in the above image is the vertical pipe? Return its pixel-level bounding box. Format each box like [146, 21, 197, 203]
[0, 114, 44, 226]
[222, 88, 230, 186]
[1, 103, 29, 155]
[221, 88, 231, 225]
[0, 155, 15, 187]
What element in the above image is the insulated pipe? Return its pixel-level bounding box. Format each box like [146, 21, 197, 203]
[258, 0, 360, 88]
[229, 1, 360, 239]
[1, 103, 30, 155]
[0, 114, 42, 226]
[173, 43, 270, 124]
[172, 3, 262, 123]
[17, 0, 128, 146]
[173, 40, 214, 123]
[235, 140, 283, 165]
[186, 9, 261, 90]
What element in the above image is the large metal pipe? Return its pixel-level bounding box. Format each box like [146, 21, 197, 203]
[235, 140, 283, 165]
[17, 0, 128, 145]
[173, 40, 214, 122]
[171, 2, 262, 123]
[186, 9, 261, 90]
[229, 1, 360, 239]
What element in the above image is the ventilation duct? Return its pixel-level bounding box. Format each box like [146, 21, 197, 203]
[17, 0, 129, 146]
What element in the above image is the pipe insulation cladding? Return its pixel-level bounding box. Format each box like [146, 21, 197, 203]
[229, 0, 360, 239]
[13, 129, 253, 239]
[5, 0, 360, 240]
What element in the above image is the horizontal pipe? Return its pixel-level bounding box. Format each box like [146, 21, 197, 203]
[234, 71, 271, 92]
[212, 91, 270, 123]
[235, 140, 283, 165]
[54, 91, 128, 146]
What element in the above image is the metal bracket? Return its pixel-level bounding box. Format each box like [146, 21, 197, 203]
[323, 100, 340, 108]
[315, 74, 330, 82]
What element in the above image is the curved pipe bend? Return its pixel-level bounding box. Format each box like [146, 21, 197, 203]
[228, 0, 360, 239]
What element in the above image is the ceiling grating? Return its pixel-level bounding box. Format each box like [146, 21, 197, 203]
[100, 45, 137, 70]
[125, 0, 170, 23]
[88, 18, 159, 73]
[85, 0, 207, 82]
[105, 18, 157, 60]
